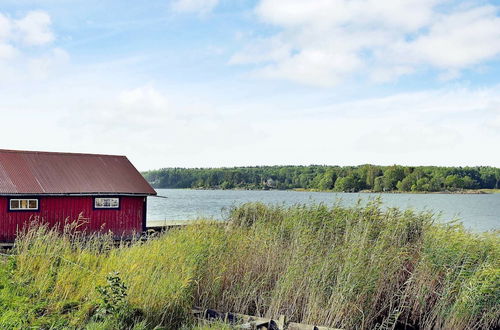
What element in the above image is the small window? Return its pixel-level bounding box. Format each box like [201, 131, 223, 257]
[94, 197, 120, 209]
[10, 199, 39, 211]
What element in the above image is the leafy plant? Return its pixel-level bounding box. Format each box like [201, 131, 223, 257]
[94, 272, 129, 321]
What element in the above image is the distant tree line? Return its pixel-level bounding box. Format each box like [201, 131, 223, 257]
[142, 165, 500, 193]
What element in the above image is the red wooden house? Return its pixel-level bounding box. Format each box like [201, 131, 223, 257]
[0, 149, 156, 242]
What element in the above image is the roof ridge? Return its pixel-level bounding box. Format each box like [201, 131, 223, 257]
[0, 149, 126, 158]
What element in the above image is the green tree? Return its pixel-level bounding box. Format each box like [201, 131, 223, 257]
[396, 175, 415, 191]
[373, 176, 384, 192]
[413, 178, 431, 192]
[334, 174, 362, 192]
[444, 175, 463, 190]
[318, 170, 337, 190]
[462, 176, 478, 189]
[428, 177, 443, 191]
[142, 165, 500, 192]
[383, 166, 405, 191]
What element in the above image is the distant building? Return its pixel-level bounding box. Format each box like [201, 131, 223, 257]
[264, 178, 276, 189]
[0, 149, 156, 242]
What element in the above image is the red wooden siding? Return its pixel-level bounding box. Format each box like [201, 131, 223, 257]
[0, 196, 146, 242]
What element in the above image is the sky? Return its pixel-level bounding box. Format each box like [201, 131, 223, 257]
[1, 0, 500, 170]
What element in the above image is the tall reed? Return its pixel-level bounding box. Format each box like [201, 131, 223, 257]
[0, 201, 497, 329]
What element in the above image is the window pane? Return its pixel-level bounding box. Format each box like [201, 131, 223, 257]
[10, 200, 19, 209]
[29, 200, 37, 209]
[9, 199, 38, 210]
[95, 198, 119, 209]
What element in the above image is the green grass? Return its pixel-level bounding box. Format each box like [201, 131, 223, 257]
[0, 201, 498, 329]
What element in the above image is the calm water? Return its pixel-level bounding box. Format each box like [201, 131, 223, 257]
[147, 189, 500, 232]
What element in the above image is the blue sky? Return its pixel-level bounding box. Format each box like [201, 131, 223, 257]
[1, 0, 500, 170]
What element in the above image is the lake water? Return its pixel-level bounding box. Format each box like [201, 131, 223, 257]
[147, 189, 500, 232]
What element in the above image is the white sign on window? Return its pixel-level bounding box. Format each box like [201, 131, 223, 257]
[94, 197, 120, 209]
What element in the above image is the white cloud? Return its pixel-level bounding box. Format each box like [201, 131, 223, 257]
[0, 13, 15, 60]
[403, 6, 500, 68]
[231, 0, 500, 86]
[0, 13, 12, 40]
[0, 4, 498, 169]
[171, 0, 219, 14]
[46, 84, 265, 169]
[119, 86, 169, 110]
[2, 79, 499, 169]
[93, 85, 173, 129]
[15, 10, 54, 46]
[28, 47, 69, 79]
[0, 10, 66, 83]
[0, 43, 17, 60]
[247, 85, 500, 166]
[0, 10, 55, 49]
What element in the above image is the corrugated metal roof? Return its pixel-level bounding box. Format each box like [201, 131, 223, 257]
[0, 149, 156, 195]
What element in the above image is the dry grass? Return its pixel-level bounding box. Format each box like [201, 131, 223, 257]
[0, 201, 498, 329]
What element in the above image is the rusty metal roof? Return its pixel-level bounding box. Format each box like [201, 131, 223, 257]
[0, 149, 156, 196]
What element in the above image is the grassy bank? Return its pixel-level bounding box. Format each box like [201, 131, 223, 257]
[0, 201, 498, 329]
[479, 188, 500, 194]
[293, 187, 500, 194]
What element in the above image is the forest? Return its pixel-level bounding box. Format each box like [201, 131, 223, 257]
[142, 165, 500, 193]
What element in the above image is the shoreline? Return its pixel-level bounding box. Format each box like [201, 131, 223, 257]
[151, 187, 500, 194]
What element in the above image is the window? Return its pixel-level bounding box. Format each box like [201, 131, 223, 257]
[9, 199, 39, 211]
[94, 197, 120, 209]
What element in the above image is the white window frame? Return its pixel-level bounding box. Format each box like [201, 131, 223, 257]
[94, 197, 120, 209]
[9, 198, 39, 211]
